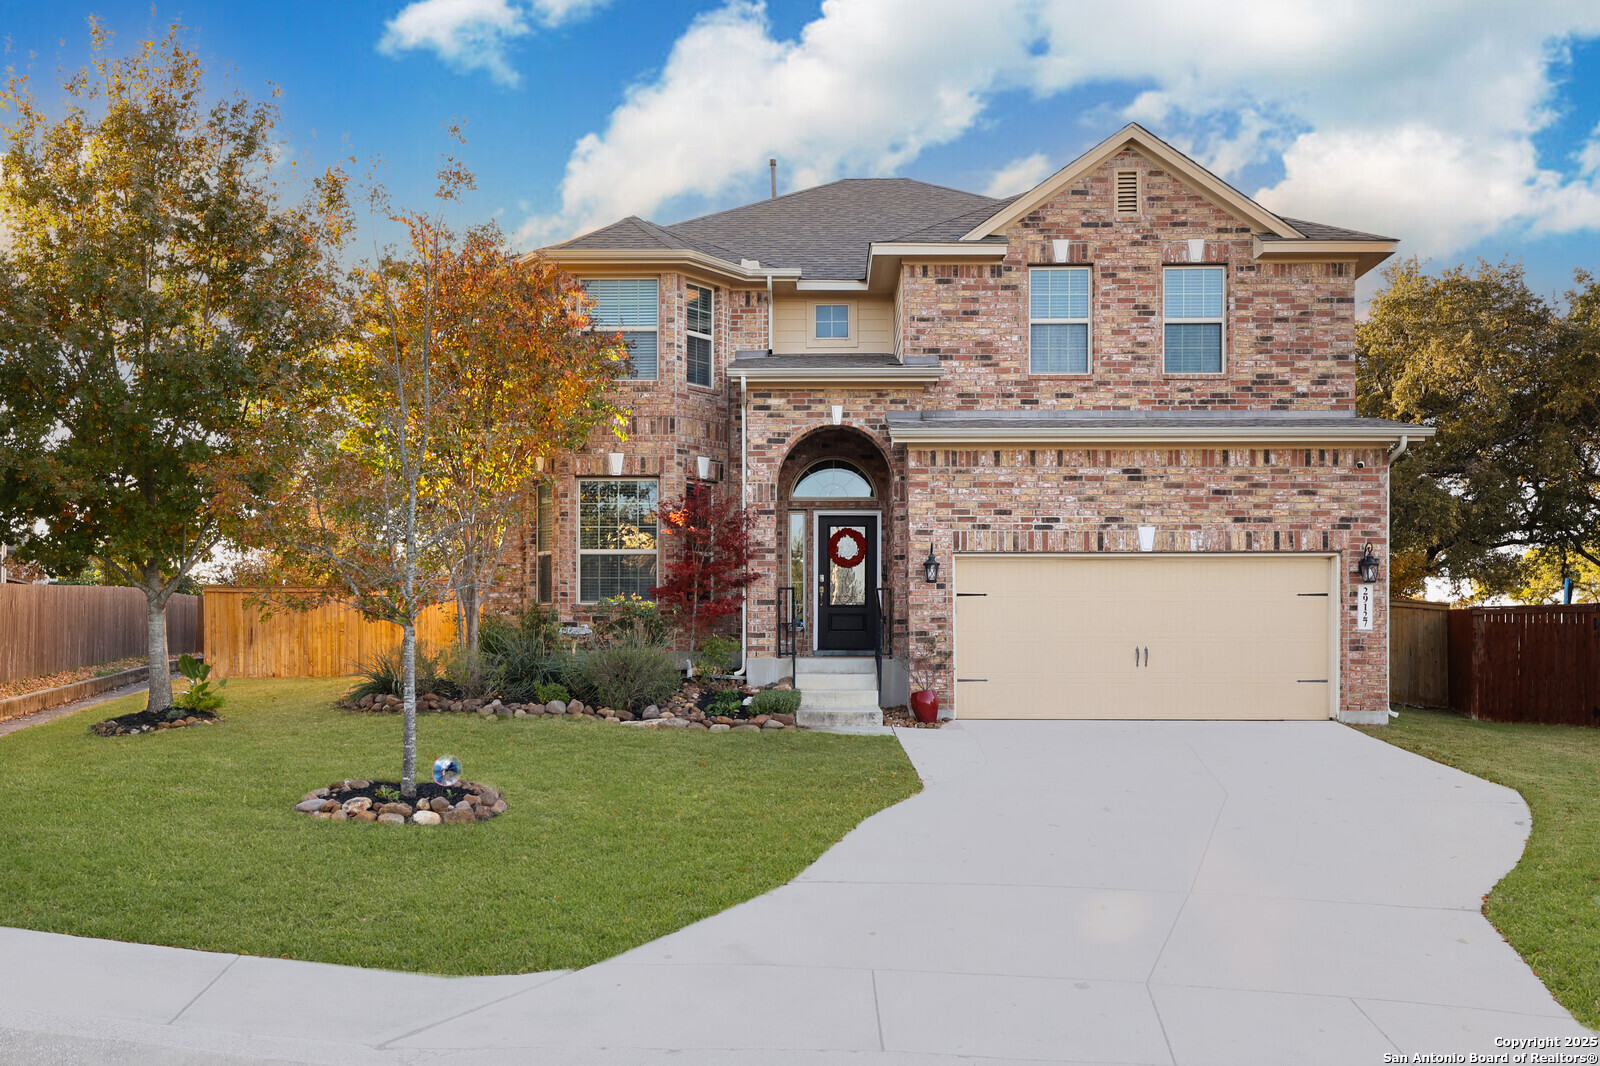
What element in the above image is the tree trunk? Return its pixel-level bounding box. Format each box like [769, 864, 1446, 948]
[401, 620, 417, 798]
[459, 578, 480, 659]
[144, 593, 172, 711]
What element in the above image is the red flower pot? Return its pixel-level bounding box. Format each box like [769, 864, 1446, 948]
[910, 689, 939, 724]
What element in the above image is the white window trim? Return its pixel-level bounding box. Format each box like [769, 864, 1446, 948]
[575, 478, 660, 605]
[535, 483, 555, 605]
[808, 298, 857, 348]
[1028, 266, 1093, 376]
[1161, 265, 1228, 376]
[686, 282, 714, 389]
[583, 277, 659, 382]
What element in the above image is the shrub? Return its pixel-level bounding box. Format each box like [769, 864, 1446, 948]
[480, 607, 569, 701]
[709, 689, 745, 717]
[441, 642, 504, 699]
[349, 642, 445, 701]
[573, 646, 681, 712]
[532, 681, 571, 704]
[589, 594, 673, 648]
[171, 653, 227, 715]
[692, 635, 740, 680]
[750, 689, 801, 716]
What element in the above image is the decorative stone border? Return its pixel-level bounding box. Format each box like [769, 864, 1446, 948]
[91, 708, 221, 736]
[348, 692, 801, 732]
[294, 779, 507, 825]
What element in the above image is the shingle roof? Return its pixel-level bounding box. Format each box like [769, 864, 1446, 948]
[549, 183, 1393, 280]
[1272, 217, 1397, 243]
[730, 352, 937, 369]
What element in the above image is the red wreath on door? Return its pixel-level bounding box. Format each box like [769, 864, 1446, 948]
[828, 527, 867, 568]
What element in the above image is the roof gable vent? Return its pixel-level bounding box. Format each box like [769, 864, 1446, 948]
[1114, 169, 1139, 216]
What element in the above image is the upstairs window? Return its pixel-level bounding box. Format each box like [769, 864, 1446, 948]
[815, 303, 850, 339]
[686, 283, 713, 387]
[1163, 266, 1225, 373]
[1028, 267, 1091, 374]
[583, 278, 658, 380]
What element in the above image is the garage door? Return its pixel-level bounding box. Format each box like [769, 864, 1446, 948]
[954, 554, 1334, 720]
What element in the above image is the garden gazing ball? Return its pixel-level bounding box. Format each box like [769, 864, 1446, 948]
[432, 755, 461, 787]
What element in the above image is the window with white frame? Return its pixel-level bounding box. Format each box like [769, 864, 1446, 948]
[1029, 267, 1091, 373]
[1163, 266, 1225, 373]
[814, 303, 850, 339]
[686, 283, 713, 387]
[578, 479, 658, 602]
[583, 278, 658, 380]
[535, 483, 554, 604]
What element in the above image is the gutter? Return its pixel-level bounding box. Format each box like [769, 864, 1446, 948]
[886, 425, 1437, 446]
[1387, 434, 1410, 462]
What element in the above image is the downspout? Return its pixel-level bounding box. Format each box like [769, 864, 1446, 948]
[1387, 434, 1409, 463]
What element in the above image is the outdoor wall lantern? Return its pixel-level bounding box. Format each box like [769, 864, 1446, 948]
[1357, 541, 1381, 584]
[922, 546, 941, 584]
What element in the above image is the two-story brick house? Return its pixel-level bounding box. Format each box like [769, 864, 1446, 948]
[515, 124, 1429, 726]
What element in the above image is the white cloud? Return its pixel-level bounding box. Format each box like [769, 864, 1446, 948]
[379, 0, 610, 86]
[985, 152, 1051, 198]
[521, 0, 1600, 258]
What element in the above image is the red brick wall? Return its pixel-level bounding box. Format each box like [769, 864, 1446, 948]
[902, 147, 1358, 411]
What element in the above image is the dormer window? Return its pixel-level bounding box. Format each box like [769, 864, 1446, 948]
[815, 304, 850, 339]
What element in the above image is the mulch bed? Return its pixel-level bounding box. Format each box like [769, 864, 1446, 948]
[882, 705, 945, 729]
[294, 778, 507, 825]
[91, 707, 221, 736]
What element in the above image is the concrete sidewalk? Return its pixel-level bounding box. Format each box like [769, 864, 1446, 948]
[0, 721, 1590, 1064]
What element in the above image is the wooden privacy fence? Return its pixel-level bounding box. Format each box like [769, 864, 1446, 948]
[1390, 599, 1450, 708]
[202, 587, 457, 678]
[1447, 604, 1600, 727]
[0, 584, 201, 683]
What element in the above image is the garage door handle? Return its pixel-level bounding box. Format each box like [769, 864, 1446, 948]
[1143, 646, 1148, 668]
[1134, 646, 1148, 668]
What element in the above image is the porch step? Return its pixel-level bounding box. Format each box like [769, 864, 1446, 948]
[797, 687, 883, 711]
[798, 706, 884, 730]
[792, 656, 876, 674]
[795, 672, 878, 692]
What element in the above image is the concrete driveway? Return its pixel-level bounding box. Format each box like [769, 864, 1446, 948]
[1, 720, 1591, 1064]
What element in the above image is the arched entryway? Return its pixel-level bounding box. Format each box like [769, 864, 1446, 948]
[776, 427, 893, 654]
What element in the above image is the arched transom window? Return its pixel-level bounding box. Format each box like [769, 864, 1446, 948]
[793, 459, 873, 498]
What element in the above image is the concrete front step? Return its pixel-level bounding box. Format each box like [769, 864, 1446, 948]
[798, 687, 883, 711]
[795, 672, 878, 692]
[797, 706, 883, 729]
[792, 656, 876, 674]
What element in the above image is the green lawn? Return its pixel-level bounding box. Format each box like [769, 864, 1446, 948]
[1358, 708, 1600, 1028]
[0, 679, 920, 975]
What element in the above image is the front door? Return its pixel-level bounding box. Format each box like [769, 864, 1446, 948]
[816, 514, 878, 652]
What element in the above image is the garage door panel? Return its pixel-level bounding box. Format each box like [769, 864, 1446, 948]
[954, 555, 1333, 721]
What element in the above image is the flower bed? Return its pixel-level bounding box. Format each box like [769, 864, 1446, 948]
[344, 677, 804, 732]
[91, 707, 221, 736]
[293, 778, 507, 825]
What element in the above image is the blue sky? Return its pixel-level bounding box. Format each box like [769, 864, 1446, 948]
[5, 1, 1599, 302]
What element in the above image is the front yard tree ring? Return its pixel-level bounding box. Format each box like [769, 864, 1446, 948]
[828, 527, 867, 568]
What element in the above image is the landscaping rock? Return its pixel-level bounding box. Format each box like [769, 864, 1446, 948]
[546, 700, 566, 715]
[514, 709, 526, 717]
[312, 810, 332, 819]
[710, 723, 731, 732]
[733, 724, 759, 731]
[353, 810, 377, 822]
[442, 808, 476, 825]
[342, 797, 372, 814]
[715, 715, 735, 725]
[490, 800, 508, 814]
[567, 700, 586, 716]
[377, 813, 406, 825]
[377, 802, 413, 817]
[295, 799, 327, 813]
[688, 722, 708, 731]
[773, 713, 797, 727]
[762, 719, 785, 729]
[658, 717, 689, 729]
[615, 709, 635, 721]
[319, 800, 341, 813]
[752, 715, 770, 726]
[642, 705, 660, 719]
[773, 678, 794, 690]
[450, 702, 463, 712]
[412, 810, 441, 825]
[477, 705, 494, 717]
[430, 797, 451, 813]
[330, 810, 349, 821]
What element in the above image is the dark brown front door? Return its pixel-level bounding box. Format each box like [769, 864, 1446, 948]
[816, 515, 878, 652]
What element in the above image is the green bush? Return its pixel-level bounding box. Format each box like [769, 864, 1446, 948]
[572, 646, 681, 712]
[709, 689, 744, 717]
[750, 689, 801, 716]
[171, 654, 227, 715]
[480, 608, 568, 701]
[589, 594, 673, 648]
[532, 682, 571, 704]
[692, 635, 740, 679]
[348, 643, 445, 701]
[441, 643, 504, 699]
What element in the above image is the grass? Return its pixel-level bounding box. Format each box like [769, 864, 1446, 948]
[1357, 708, 1600, 1028]
[0, 679, 920, 975]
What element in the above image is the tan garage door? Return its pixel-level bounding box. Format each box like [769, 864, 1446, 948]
[954, 554, 1334, 720]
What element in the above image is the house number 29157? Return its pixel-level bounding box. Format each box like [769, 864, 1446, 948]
[1356, 585, 1375, 632]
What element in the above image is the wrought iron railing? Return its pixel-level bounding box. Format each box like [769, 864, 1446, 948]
[776, 584, 798, 682]
[875, 585, 893, 705]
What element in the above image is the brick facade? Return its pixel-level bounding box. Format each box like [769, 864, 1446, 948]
[515, 141, 1398, 723]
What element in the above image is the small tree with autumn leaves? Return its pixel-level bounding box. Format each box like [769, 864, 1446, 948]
[651, 486, 753, 655]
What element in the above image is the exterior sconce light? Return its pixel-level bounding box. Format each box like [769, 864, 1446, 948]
[607, 452, 625, 476]
[1137, 525, 1156, 552]
[1357, 541, 1380, 584]
[831, 404, 844, 426]
[696, 455, 712, 480]
[922, 546, 941, 584]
